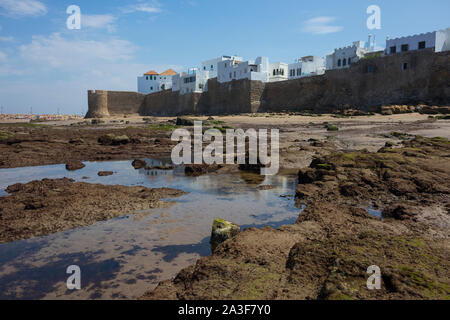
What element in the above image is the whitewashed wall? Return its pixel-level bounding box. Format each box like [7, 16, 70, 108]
[386, 31, 436, 54]
[137, 75, 174, 94]
[288, 56, 325, 79]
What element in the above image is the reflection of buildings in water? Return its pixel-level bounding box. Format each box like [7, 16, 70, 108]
[144, 169, 175, 183]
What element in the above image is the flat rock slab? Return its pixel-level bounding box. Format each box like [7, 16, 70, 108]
[0, 178, 186, 243]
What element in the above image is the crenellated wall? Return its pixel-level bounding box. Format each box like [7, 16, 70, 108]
[86, 49, 450, 118]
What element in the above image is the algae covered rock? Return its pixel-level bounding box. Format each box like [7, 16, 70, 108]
[98, 134, 130, 145]
[132, 159, 147, 170]
[210, 218, 240, 252]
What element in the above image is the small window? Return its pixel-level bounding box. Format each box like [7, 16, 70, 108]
[402, 62, 408, 70]
[211, 65, 213, 69]
[204, 66, 206, 70]
[229, 72, 232, 79]
[418, 41, 426, 49]
[390, 46, 397, 54]
[401, 44, 409, 52]
[366, 65, 374, 73]
[337, 59, 341, 67]
[150, 86, 153, 90]
[348, 57, 351, 64]
[343, 58, 347, 66]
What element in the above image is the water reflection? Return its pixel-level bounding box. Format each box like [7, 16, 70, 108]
[0, 159, 302, 300]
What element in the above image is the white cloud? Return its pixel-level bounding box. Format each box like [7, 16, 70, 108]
[82, 14, 116, 32]
[19, 33, 136, 69]
[0, 32, 183, 114]
[0, 36, 14, 42]
[302, 16, 343, 35]
[0, 0, 47, 17]
[122, 1, 162, 14]
[0, 51, 6, 62]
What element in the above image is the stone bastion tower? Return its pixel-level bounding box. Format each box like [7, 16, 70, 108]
[85, 90, 110, 118]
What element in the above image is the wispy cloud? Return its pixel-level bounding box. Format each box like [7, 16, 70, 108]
[82, 14, 117, 32]
[302, 16, 343, 35]
[0, 51, 6, 62]
[0, 0, 47, 17]
[121, 1, 162, 14]
[18, 33, 136, 69]
[0, 36, 14, 42]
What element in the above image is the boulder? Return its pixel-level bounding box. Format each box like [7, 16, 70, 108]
[98, 171, 114, 176]
[210, 218, 240, 252]
[176, 117, 194, 126]
[132, 159, 147, 169]
[65, 161, 85, 171]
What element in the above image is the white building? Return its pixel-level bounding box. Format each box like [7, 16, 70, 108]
[326, 41, 370, 70]
[386, 28, 450, 54]
[201, 55, 242, 78]
[137, 69, 178, 94]
[173, 56, 243, 95]
[288, 56, 325, 80]
[217, 56, 270, 83]
[177, 68, 211, 94]
[269, 62, 288, 82]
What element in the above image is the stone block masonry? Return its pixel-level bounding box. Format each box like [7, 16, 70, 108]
[86, 49, 450, 118]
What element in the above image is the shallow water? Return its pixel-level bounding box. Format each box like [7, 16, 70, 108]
[0, 160, 302, 300]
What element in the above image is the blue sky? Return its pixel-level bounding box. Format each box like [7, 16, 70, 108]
[0, 0, 449, 115]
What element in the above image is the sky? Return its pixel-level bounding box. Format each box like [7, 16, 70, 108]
[0, 0, 448, 115]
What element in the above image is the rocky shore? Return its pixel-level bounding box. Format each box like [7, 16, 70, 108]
[143, 136, 450, 300]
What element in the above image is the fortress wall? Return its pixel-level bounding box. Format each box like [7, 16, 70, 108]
[260, 49, 450, 113]
[86, 50, 450, 118]
[105, 91, 145, 115]
[196, 79, 257, 115]
[140, 91, 201, 116]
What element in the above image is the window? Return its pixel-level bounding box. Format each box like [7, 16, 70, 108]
[401, 44, 409, 52]
[418, 41, 426, 49]
[229, 72, 232, 79]
[402, 62, 408, 70]
[390, 46, 397, 54]
[366, 65, 374, 73]
[150, 86, 153, 91]
[146, 76, 148, 80]
[224, 63, 227, 68]
[204, 66, 206, 70]
[337, 59, 341, 67]
[234, 71, 236, 78]
[343, 58, 347, 66]
[348, 57, 351, 64]
[297, 68, 301, 76]
[211, 65, 213, 69]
